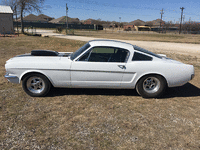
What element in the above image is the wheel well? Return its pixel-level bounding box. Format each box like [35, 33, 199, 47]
[21, 72, 53, 86]
[136, 74, 168, 87]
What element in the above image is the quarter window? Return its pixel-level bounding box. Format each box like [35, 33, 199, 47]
[132, 52, 152, 61]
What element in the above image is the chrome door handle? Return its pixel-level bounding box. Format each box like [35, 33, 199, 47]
[118, 65, 126, 69]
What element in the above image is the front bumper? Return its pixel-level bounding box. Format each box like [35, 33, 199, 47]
[5, 73, 19, 83]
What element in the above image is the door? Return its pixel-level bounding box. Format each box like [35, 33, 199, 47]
[70, 46, 129, 88]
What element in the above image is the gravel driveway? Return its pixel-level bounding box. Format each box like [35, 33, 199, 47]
[35, 29, 200, 57]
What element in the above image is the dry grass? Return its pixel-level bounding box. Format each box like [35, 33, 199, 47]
[72, 30, 200, 44]
[0, 35, 200, 149]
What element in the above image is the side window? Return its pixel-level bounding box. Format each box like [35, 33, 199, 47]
[88, 47, 115, 62]
[132, 52, 152, 61]
[78, 47, 128, 62]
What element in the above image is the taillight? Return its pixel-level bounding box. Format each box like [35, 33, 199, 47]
[191, 74, 195, 80]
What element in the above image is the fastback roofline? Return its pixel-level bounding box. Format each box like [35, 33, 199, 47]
[88, 39, 134, 47]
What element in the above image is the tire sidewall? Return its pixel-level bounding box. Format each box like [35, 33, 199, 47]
[22, 73, 51, 97]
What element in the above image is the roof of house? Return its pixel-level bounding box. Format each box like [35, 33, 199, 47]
[38, 14, 53, 20]
[23, 14, 47, 22]
[129, 19, 145, 26]
[0, 5, 13, 14]
[49, 16, 80, 24]
[49, 16, 66, 23]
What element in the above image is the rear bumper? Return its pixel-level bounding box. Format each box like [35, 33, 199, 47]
[4, 73, 19, 83]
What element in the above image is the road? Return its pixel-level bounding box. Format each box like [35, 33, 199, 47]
[34, 29, 200, 56]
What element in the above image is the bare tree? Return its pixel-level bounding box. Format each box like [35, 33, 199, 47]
[18, 0, 44, 33]
[2, 0, 44, 33]
[182, 22, 200, 34]
[119, 23, 123, 28]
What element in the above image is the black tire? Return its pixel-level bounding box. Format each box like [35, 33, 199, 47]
[22, 73, 51, 97]
[136, 75, 167, 98]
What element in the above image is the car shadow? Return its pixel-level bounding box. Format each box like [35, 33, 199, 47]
[163, 83, 200, 98]
[47, 83, 200, 98]
[48, 88, 138, 97]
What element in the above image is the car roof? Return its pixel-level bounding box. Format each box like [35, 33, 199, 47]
[88, 39, 134, 50]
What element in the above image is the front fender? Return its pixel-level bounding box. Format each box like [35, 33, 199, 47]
[20, 70, 55, 86]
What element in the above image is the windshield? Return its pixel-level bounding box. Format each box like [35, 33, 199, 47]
[70, 43, 91, 60]
[133, 45, 162, 59]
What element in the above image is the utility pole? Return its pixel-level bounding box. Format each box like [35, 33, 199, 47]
[189, 17, 191, 33]
[179, 7, 185, 34]
[66, 3, 68, 32]
[160, 8, 164, 33]
[119, 17, 121, 32]
[14, 5, 18, 33]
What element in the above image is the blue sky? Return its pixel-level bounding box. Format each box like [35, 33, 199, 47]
[2, 0, 200, 22]
[40, 0, 200, 22]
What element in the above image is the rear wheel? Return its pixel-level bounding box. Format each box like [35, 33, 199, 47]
[136, 75, 167, 98]
[22, 73, 51, 97]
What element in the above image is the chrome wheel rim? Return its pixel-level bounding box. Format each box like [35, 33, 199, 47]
[26, 76, 45, 94]
[143, 77, 160, 94]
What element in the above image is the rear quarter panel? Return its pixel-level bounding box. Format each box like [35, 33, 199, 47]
[122, 60, 194, 88]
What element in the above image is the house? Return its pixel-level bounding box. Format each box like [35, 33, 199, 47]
[130, 19, 145, 26]
[38, 14, 54, 22]
[22, 14, 48, 23]
[83, 19, 94, 24]
[17, 14, 54, 23]
[49, 16, 80, 24]
[124, 25, 134, 31]
[135, 26, 150, 31]
[0, 5, 13, 34]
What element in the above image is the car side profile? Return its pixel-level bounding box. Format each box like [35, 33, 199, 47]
[5, 40, 195, 98]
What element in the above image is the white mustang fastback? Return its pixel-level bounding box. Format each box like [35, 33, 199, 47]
[5, 40, 195, 98]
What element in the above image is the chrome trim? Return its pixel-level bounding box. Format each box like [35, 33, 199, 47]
[4, 73, 19, 83]
[4, 74, 18, 79]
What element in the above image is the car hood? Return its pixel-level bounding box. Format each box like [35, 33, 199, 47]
[5, 54, 72, 70]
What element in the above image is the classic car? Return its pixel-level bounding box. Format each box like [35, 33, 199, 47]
[5, 40, 195, 98]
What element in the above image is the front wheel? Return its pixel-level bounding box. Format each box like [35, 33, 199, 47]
[136, 75, 167, 98]
[22, 73, 51, 97]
